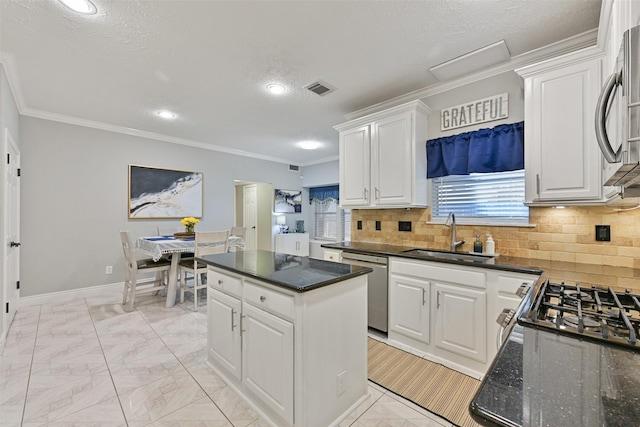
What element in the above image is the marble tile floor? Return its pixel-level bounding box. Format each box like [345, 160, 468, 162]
[1, 290, 453, 427]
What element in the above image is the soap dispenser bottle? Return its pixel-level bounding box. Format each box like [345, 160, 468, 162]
[485, 234, 495, 255]
[473, 235, 483, 253]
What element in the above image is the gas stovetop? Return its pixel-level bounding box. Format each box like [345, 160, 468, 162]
[518, 280, 640, 350]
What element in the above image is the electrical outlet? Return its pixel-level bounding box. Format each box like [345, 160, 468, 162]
[398, 221, 412, 232]
[375, 220, 381, 231]
[336, 371, 346, 396]
[105, 266, 113, 274]
[595, 225, 611, 241]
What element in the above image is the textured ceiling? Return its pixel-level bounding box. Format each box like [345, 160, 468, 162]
[1, 0, 602, 165]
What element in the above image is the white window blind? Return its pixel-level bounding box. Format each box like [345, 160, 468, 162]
[312, 198, 350, 241]
[431, 170, 529, 221]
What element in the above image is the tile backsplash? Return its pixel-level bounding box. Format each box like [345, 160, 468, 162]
[351, 206, 640, 270]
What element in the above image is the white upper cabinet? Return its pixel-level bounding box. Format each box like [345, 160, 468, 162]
[517, 48, 605, 205]
[335, 100, 430, 208]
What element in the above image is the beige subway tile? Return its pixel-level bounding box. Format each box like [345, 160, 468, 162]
[618, 278, 640, 292]
[550, 252, 576, 262]
[530, 250, 551, 260]
[602, 255, 635, 268]
[575, 253, 603, 264]
[561, 224, 592, 235]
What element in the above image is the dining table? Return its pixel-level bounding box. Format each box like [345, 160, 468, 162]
[136, 234, 245, 307]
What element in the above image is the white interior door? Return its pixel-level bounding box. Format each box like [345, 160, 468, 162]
[243, 184, 258, 250]
[3, 128, 20, 337]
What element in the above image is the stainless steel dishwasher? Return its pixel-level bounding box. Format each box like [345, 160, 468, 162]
[341, 252, 388, 333]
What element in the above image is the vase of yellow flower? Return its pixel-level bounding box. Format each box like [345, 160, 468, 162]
[181, 217, 200, 233]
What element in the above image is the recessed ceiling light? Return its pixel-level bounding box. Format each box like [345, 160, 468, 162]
[156, 110, 177, 119]
[267, 84, 286, 95]
[299, 141, 320, 150]
[58, 0, 97, 15]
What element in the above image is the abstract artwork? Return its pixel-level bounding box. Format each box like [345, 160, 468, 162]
[274, 189, 302, 213]
[129, 165, 203, 218]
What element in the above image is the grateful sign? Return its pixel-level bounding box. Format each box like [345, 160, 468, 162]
[440, 93, 508, 131]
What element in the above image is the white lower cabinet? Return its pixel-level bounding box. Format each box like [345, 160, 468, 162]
[323, 249, 343, 262]
[433, 283, 486, 363]
[275, 233, 309, 256]
[242, 303, 294, 424]
[206, 266, 368, 427]
[389, 275, 430, 344]
[207, 289, 242, 381]
[388, 257, 540, 379]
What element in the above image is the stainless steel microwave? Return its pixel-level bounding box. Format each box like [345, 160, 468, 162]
[596, 24, 640, 196]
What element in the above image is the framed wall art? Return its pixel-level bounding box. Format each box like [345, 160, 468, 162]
[274, 189, 302, 213]
[128, 165, 203, 219]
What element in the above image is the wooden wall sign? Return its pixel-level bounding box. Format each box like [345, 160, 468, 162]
[440, 93, 508, 131]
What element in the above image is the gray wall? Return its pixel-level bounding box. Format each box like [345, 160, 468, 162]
[423, 71, 525, 139]
[19, 117, 303, 297]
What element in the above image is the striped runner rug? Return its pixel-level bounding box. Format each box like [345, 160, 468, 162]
[368, 338, 482, 427]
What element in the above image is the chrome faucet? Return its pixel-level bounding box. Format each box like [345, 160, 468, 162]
[445, 212, 465, 252]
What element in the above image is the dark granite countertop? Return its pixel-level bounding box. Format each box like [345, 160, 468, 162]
[197, 249, 372, 292]
[321, 241, 544, 276]
[470, 323, 640, 427]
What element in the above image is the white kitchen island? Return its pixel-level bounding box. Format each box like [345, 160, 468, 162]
[198, 250, 371, 427]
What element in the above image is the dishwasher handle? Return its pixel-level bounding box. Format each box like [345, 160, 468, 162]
[341, 252, 388, 265]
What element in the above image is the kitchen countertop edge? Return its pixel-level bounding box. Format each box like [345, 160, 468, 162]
[321, 242, 544, 276]
[197, 252, 373, 293]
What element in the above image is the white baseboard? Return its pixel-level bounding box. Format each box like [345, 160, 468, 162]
[19, 281, 127, 308]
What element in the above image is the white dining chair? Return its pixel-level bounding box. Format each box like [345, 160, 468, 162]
[179, 230, 229, 310]
[120, 231, 171, 312]
[229, 226, 247, 251]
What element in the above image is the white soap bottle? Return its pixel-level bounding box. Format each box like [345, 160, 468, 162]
[485, 234, 495, 255]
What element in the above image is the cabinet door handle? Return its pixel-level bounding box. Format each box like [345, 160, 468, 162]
[231, 308, 237, 331]
[241, 314, 246, 333]
[422, 288, 426, 305]
[375, 187, 379, 200]
[436, 291, 441, 309]
[536, 174, 540, 195]
[364, 188, 368, 201]
[260, 295, 266, 303]
[218, 279, 223, 285]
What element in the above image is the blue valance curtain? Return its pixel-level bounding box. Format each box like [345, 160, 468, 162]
[426, 121, 524, 179]
[309, 185, 339, 204]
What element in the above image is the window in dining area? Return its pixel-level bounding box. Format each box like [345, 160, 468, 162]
[309, 186, 350, 242]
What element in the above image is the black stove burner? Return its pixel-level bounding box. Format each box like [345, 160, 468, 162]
[519, 280, 640, 350]
[564, 315, 600, 329]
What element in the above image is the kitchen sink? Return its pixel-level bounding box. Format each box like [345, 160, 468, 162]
[402, 248, 495, 263]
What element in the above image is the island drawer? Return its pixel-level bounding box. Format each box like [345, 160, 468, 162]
[243, 281, 295, 320]
[207, 269, 242, 297]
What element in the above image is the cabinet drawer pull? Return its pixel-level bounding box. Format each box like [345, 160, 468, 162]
[218, 279, 223, 285]
[231, 308, 237, 331]
[260, 295, 266, 302]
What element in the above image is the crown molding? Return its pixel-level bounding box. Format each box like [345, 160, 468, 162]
[343, 28, 599, 121]
[299, 155, 339, 167]
[22, 107, 302, 164]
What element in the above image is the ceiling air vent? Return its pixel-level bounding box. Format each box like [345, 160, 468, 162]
[304, 80, 336, 96]
[289, 164, 300, 172]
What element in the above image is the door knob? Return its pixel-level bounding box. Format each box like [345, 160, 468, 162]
[10, 241, 21, 247]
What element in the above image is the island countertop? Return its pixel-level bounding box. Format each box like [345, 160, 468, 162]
[197, 249, 372, 292]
